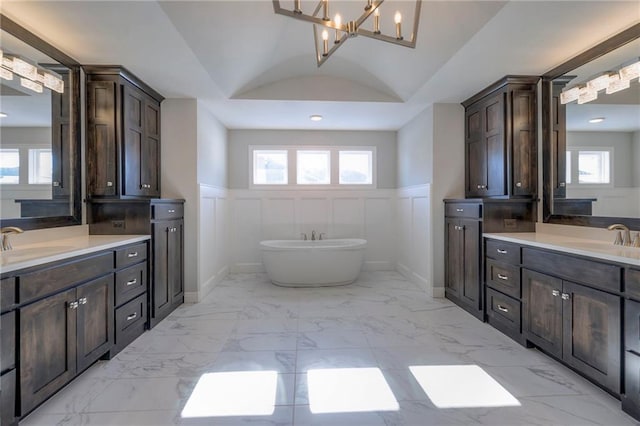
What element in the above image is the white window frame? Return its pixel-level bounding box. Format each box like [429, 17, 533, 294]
[248, 145, 377, 189]
[0, 144, 52, 188]
[566, 146, 614, 188]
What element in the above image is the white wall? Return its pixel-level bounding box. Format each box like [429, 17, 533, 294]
[228, 129, 397, 189]
[396, 104, 464, 296]
[162, 99, 230, 302]
[632, 131, 640, 188]
[229, 189, 397, 273]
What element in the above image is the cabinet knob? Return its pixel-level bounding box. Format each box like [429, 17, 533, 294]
[456, 208, 464, 212]
[515, 182, 522, 188]
[126, 279, 138, 286]
[79, 297, 87, 305]
[168, 209, 176, 213]
[497, 274, 509, 281]
[126, 312, 138, 321]
[69, 301, 79, 310]
[552, 289, 560, 297]
[106, 181, 113, 187]
[127, 252, 138, 258]
[497, 249, 507, 254]
[477, 184, 482, 189]
[559, 182, 566, 188]
[52, 181, 60, 187]
[497, 304, 509, 313]
[561, 293, 570, 300]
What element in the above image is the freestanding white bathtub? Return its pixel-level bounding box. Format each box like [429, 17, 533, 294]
[260, 239, 367, 287]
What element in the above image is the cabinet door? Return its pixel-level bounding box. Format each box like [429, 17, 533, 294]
[87, 81, 117, 196]
[465, 105, 486, 197]
[511, 89, 536, 196]
[143, 98, 161, 197]
[20, 288, 77, 413]
[484, 93, 505, 196]
[169, 219, 184, 306]
[522, 269, 563, 358]
[123, 83, 145, 197]
[460, 219, 481, 311]
[445, 218, 462, 298]
[152, 221, 172, 320]
[76, 275, 114, 372]
[563, 281, 620, 394]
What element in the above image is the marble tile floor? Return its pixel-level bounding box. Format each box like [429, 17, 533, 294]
[21, 271, 636, 425]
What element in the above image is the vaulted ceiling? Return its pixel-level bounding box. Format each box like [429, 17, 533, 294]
[2, 1, 638, 130]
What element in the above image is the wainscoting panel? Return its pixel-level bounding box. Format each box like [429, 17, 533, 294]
[397, 185, 432, 293]
[192, 184, 229, 302]
[229, 189, 396, 273]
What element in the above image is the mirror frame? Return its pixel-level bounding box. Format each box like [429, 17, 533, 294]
[542, 23, 640, 229]
[0, 14, 81, 230]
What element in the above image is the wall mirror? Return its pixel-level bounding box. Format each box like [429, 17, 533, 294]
[0, 14, 81, 230]
[542, 23, 640, 229]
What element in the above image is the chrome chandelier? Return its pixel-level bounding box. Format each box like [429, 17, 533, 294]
[273, 0, 422, 67]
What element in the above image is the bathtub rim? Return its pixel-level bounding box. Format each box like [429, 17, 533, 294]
[259, 238, 367, 251]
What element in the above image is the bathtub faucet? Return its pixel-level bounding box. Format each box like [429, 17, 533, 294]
[300, 233, 308, 240]
[311, 230, 317, 240]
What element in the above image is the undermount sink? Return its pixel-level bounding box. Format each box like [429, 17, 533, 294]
[567, 241, 616, 251]
[0, 245, 76, 261]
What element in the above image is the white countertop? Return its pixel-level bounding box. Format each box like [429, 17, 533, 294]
[0, 234, 150, 274]
[484, 232, 640, 266]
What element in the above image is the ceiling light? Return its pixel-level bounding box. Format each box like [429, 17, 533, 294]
[273, 0, 422, 67]
[310, 114, 323, 121]
[0, 112, 7, 118]
[606, 73, 630, 94]
[0, 49, 64, 94]
[588, 117, 605, 123]
[577, 86, 597, 104]
[620, 58, 640, 82]
[561, 57, 638, 105]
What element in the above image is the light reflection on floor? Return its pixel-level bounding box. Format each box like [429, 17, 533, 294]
[181, 370, 278, 418]
[307, 367, 399, 414]
[410, 365, 521, 408]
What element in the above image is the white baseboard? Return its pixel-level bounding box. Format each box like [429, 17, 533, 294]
[184, 265, 230, 303]
[432, 286, 445, 298]
[230, 262, 264, 273]
[363, 260, 395, 271]
[412, 271, 431, 293]
[184, 292, 199, 304]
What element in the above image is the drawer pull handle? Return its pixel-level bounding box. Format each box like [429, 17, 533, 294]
[126, 279, 138, 286]
[559, 182, 566, 188]
[497, 249, 507, 254]
[561, 293, 570, 300]
[169, 227, 178, 233]
[69, 301, 79, 310]
[456, 208, 464, 212]
[53, 181, 60, 187]
[497, 304, 509, 313]
[127, 252, 138, 258]
[126, 312, 138, 321]
[497, 274, 508, 281]
[552, 289, 560, 297]
[79, 297, 87, 305]
[168, 209, 176, 213]
[106, 181, 113, 187]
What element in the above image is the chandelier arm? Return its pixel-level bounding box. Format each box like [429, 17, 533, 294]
[314, 25, 350, 67]
[355, 0, 385, 28]
[357, 28, 416, 48]
[275, 7, 346, 31]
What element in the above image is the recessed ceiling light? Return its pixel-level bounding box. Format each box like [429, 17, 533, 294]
[310, 115, 323, 122]
[589, 117, 605, 123]
[0, 112, 7, 118]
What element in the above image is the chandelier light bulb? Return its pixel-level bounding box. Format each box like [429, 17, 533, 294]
[394, 11, 403, 40]
[322, 29, 329, 56]
[334, 14, 342, 43]
[373, 8, 380, 34]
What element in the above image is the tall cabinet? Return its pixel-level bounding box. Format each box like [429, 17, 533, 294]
[462, 76, 538, 198]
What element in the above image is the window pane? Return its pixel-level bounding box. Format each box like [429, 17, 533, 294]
[253, 150, 288, 185]
[565, 151, 571, 184]
[297, 150, 330, 184]
[339, 150, 372, 184]
[29, 149, 52, 184]
[578, 150, 610, 184]
[0, 149, 20, 184]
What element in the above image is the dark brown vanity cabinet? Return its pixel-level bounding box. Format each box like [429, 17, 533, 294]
[445, 199, 535, 321]
[86, 65, 163, 199]
[463, 76, 538, 198]
[522, 251, 621, 395]
[1, 277, 17, 426]
[152, 216, 184, 328]
[623, 268, 640, 419]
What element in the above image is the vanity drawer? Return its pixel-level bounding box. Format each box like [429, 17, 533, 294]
[486, 259, 520, 298]
[1, 311, 15, 373]
[486, 288, 521, 339]
[114, 293, 147, 354]
[115, 243, 147, 269]
[152, 202, 183, 220]
[522, 247, 621, 293]
[486, 239, 520, 264]
[445, 202, 480, 219]
[1, 369, 16, 426]
[626, 268, 640, 301]
[20, 252, 113, 304]
[1, 277, 16, 312]
[114, 262, 147, 307]
[626, 299, 640, 354]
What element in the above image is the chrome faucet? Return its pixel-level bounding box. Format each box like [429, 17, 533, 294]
[1, 226, 24, 251]
[300, 233, 308, 240]
[607, 223, 632, 246]
[311, 230, 317, 241]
